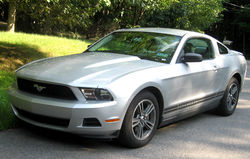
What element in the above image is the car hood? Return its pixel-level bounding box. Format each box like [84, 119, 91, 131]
[16, 52, 163, 87]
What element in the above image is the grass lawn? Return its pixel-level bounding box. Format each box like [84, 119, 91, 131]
[0, 32, 92, 130]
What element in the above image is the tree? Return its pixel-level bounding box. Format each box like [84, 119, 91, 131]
[86, 0, 169, 38]
[86, 0, 225, 38]
[1, 0, 227, 37]
[142, 0, 224, 32]
[0, 0, 16, 32]
[207, 0, 250, 57]
[2, 0, 101, 34]
[233, 3, 250, 53]
[16, 0, 101, 35]
[6, 0, 16, 32]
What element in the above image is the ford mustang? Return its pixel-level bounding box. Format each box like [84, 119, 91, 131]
[8, 28, 247, 148]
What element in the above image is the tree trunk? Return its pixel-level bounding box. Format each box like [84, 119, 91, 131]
[7, 0, 16, 33]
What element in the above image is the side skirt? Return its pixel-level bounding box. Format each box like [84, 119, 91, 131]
[159, 91, 224, 128]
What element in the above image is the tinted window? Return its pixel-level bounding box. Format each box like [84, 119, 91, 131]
[218, 43, 228, 54]
[183, 38, 214, 59]
[88, 32, 181, 63]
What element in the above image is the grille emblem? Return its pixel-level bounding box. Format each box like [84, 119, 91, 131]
[33, 84, 46, 92]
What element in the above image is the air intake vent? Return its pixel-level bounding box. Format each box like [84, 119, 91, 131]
[83, 118, 101, 127]
[15, 106, 70, 127]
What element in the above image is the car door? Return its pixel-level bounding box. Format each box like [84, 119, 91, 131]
[162, 37, 222, 120]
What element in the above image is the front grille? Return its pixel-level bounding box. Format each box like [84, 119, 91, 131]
[15, 107, 70, 127]
[17, 78, 77, 100]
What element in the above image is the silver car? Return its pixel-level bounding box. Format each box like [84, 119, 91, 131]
[8, 28, 247, 148]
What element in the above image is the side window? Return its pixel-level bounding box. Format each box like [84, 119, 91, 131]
[183, 38, 214, 60]
[217, 43, 228, 54]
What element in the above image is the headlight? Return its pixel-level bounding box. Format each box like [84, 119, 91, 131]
[80, 88, 113, 101]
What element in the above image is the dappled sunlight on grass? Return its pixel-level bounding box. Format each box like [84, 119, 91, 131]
[0, 32, 92, 72]
[0, 41, 46, 71]
[0, 32, 92, 130]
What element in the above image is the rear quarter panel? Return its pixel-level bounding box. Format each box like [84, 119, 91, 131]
[218, 52, 247, 91]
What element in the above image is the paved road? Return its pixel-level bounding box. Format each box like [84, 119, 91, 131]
[1, 62, 250, 159]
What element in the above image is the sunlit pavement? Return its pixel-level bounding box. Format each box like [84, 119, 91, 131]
[0, 61, 250, 159]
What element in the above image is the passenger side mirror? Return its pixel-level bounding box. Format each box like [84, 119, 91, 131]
[182, 53, 203, 62]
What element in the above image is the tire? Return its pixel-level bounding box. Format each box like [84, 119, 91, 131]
[118, 91, 159, 148]
[217, 77, 240, 116]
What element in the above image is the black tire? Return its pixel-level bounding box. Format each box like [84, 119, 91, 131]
[118, 91, 159, 148]
[217, 77, 240, 116]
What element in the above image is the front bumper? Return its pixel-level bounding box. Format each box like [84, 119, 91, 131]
[8, 88, 124, 138]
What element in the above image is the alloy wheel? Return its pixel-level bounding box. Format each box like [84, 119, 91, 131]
[132, 99, 156, 140]
[227, 83, 239, 111]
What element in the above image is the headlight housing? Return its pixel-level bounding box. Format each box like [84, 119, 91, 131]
[80, 88, 113, 101]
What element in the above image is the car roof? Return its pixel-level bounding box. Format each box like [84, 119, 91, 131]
[115, 28, 203, 37]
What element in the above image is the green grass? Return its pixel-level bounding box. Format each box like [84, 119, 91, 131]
[0, 70, 15, 130]
[0, 32, 92, 131]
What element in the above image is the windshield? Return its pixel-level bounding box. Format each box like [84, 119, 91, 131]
[88, 32, 181, 63]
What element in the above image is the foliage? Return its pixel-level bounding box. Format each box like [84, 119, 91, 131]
[206, 0, 250, 57]
[85, 0, 225, 38]
[85, 0, 163, 37]
[232, 4, 250, 33]
[142, 0, 224, 31]
[0, 32, 92, 130]
[16, 0, 102, 34]
[0, 0, 225, 37]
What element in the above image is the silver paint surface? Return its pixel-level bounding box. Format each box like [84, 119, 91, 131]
[8, 28, 247, 137]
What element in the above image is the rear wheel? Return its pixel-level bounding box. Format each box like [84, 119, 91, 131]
[119, 91, 159, 148]
[217, 77, 240, 116]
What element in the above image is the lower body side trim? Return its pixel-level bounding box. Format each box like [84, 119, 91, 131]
[159, 91, 224, 127]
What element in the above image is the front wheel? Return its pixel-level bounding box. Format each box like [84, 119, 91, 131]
[118, 91, 159, 148]
[217, 77, 240, 116]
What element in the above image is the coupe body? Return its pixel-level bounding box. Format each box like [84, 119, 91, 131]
[8, 28, 247, 147]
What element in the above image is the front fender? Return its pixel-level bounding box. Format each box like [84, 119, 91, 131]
[106, 72, 164, 124]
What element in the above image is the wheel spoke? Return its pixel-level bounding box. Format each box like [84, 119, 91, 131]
[144, 119, 154, 130]
[227, 96, 232, 106]
[138, 102, 143, 115]
[145, 104, 155, 117]
[231, 86, 238, 95]
[232, 97, 237, 104]
[137, 124, 144, 138]
[132, 118, 140, 128]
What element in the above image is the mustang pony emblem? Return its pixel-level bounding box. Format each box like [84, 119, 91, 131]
[33, 84, 46, 92]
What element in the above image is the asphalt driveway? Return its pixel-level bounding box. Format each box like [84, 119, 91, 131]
[0, 61, 250, 159]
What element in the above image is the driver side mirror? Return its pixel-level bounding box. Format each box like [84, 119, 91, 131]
[182, 53, 203, 62]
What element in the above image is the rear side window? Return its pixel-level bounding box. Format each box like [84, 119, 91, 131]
[183, 38, 214, 60]
[218, 43, 228, 54]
